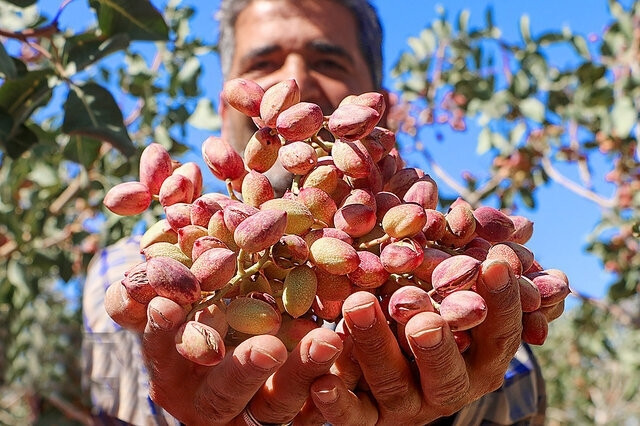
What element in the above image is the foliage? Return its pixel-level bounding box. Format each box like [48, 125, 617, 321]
[391, 0, 639, 300]
[389, 0, 640, 421]
[534, 299, 640, 424]
[0, 0, 217, 422]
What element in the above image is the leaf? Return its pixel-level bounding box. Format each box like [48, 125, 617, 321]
[485, 7, 494, 30]
[90, 0, 169, 41]
[63, 32, 130, 72]
[477, 127, 492, 155]
[537, 31, 567, 46]
[457, 9, 470, 34]
[520, 98, 545, 122]
[187, 98, 221, 131]
[576, 63, 606, 85]
[572, 35, 591, 59]
[63, 135, 102, 169]
[62, 83, 135, 157]
[27, 160, 58, 187]
[611, 96, 636, 137]
[4, 122, 38, 158]
[520, 14, 531, 44]
[2, 0, 37, 7]
[0, 42, 17, 79]
[0, 68, 53, 117]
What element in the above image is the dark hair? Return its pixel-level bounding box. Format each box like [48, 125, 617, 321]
[216, 0, 384, 88]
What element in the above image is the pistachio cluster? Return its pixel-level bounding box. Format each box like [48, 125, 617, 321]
[104, 78, 570, 365]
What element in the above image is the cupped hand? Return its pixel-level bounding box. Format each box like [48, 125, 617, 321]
[312, 259, 523, 425]
[105, 282, 343, 426]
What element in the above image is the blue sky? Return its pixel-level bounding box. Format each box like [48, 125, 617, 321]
[34, 0, 629, 303]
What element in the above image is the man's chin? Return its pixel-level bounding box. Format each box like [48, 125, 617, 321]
[263, 161, 294, 197]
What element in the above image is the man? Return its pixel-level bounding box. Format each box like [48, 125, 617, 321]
[94, 0, 548, 424]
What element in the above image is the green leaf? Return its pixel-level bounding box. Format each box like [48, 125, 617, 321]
[537, 31, 567, 46]
[63, 32, 130, 71]
[0, 68, 53, 117]
[62, 83, 135, 157]
[520, 98, 545, 122]
[187, 98, 221, 131]
[0, 108, 40, 158]
[477, 127, 492, 155]
[28, 160, 58, 187]
[611, 96, 636, 137]
[572, 35, 591, 59]
[457, 9, 470, 34]
[0, 42, 17, 79]
[63, 135, 102, 169]
[485, 7, 494, 30]
[520, 14, 531, 44]
[576, 63, 606, 84]
[90, 0, 169, 41]
[2, 0, 37, 7]
[4, 122, 38, 158]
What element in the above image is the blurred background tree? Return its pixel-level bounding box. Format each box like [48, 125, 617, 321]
[0, 0, 638, 423]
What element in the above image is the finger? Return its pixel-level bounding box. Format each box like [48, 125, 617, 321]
[404, 312, 469, 413]
[342, 291, 421, 418]
[310, 374, 378, 426]
[468, 260, 523, 386]
[330, 335, 362, 390]
[104, 281, 147, 332]
[194, 335, 288, 424]
[250, 327, 343, 423]
[142, 297, 195, 421]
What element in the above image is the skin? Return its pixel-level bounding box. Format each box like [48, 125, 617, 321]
[105, 0, 559, 424]
[312, 260, 524, 425]
[221, 0, 377, 194]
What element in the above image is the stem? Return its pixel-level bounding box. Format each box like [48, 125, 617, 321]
[313, 218, 329, 228]
[186, 250, 272, 320]
[417, 141, 471, 200]
[311, 135, 333, 153]
[291, 174, 301, 195]
[237, 249, 247, 275]
[357, 233, 390, 249]
[225, 179, 240, 201]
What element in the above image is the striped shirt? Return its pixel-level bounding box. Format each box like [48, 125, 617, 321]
[82, 237, 545, 425]
[82, 236, 180, 426]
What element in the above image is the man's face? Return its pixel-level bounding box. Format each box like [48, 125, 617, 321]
[221, 0, 376, 156]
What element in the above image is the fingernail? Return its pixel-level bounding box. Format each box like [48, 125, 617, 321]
[308, 339, 340, 363]
[483, 261, 511, 293]
[249, 347, 282, 370]
[345, 302, 376, 330]
[410, 327, 443, 349]
[314, 387, 338, 404]
[148, 307, 173, 330]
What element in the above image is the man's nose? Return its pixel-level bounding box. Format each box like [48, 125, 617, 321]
[279, 55, 321, 103]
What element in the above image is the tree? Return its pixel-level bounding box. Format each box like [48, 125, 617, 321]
[390, 0, 640, 421]
[0, 0, 638, 422]
[0, 0, 217, 422]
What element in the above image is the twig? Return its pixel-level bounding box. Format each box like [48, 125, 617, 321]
[540, 156, 615, 209]
[50, 174, 84, 214]
[44, 393, 93, 425]
[570, 289, 637, 327]
[418, 143, 471, 200]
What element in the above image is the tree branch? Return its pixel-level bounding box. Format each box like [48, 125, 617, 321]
[540, 156, 616, 209]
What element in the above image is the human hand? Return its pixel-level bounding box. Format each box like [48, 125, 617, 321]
[311, 259, 523, 425]
[105, 283, 344, 426]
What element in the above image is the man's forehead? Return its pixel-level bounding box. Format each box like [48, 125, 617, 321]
[233, 0, 360, 50]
